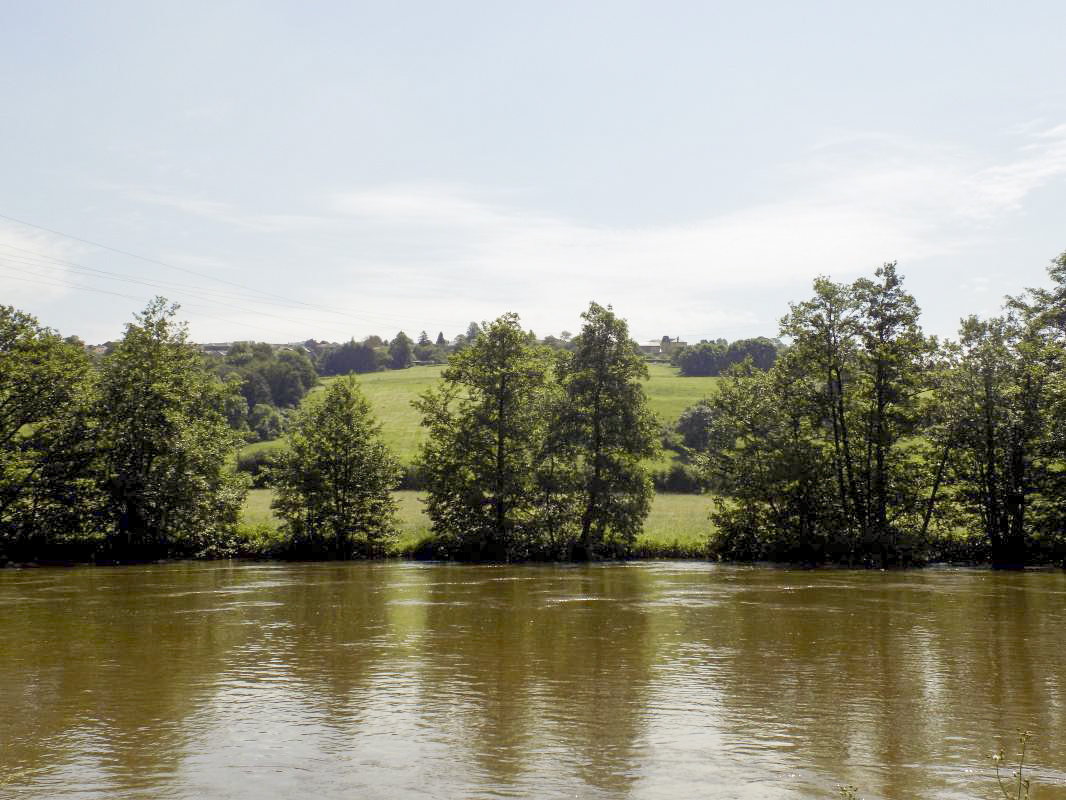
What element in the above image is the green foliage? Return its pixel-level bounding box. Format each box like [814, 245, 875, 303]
[555, 302, 659, 557]
[318, 338, 382, 375]
[248, 402, 285, 441]
[674, 337, 779, 376]
[389, 331, 414, 369]
[676, 399, 716, 451]
[218, 342, 316, 410]
[704, 265, 936, 564]
[236, 446, 278, 488]
[416, 313, 558, 560]
[271, 377, 401, 558]
[0, 307, 101, 560]
[95, 298, 246, 559]
[416, 305, 658, 561]
[930, 252, 1066, 567]
[651, 462, 705, 493]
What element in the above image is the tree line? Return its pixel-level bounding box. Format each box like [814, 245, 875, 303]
[0, 298, 658, 563]
[696, 256, 1066, 567]
[3, 252, 1066, 566]
[671, 336, 781, 376]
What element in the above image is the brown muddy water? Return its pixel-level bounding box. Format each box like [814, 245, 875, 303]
[1, 562, 1063, 799]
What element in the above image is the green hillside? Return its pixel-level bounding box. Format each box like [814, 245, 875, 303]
[237, 361, 721, 550]
[240, 361, 718, 467]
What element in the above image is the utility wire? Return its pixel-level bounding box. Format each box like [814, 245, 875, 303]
[0, 215, 482, 334]
[0, 269, 300, 339]
[0, 212, 480, 333]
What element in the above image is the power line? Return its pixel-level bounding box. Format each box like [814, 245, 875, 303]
[0, 257, 360, 338]
[0, 269, 307, 339]
[0, 214, 483, 334]
[0, 211, 341, 312]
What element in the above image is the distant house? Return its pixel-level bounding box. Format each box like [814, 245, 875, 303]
[639, 342, 663, 355]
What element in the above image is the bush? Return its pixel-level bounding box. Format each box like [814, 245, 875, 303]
[236, 448, 279, 488]
[248, 403, 284, 441]
[394, 463, 427, 491]
[652, 463, 705, 493]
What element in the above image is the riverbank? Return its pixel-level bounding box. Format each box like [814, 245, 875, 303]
[239, 489, 716, 559]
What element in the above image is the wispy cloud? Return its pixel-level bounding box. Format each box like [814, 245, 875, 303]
[307, 125, 1066, 337]
[102, 124, 1066, 341]
[0, 223, 84, 308]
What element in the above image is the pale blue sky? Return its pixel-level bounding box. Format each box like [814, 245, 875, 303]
[2, 1, 1065, 344]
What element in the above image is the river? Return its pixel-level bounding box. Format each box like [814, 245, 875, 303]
[1, 562, 1063, 799]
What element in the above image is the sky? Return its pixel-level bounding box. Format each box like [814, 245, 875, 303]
[2, 1, 1065, 345]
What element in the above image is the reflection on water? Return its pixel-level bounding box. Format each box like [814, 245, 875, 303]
[1, 563, 1063, 799]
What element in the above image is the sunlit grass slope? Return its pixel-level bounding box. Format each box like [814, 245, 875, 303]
[318, 365, 444, 464]
[641, 363, 719, 425]
[240, 362, 719, 468]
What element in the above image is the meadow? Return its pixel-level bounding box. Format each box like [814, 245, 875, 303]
[238, 361, 721, 555]
[239, 362, 718, 466]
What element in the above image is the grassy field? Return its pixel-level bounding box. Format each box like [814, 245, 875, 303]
[240, 488, 715, 558]
[641, 363, 719, 425]
[240, 362, 719, 468]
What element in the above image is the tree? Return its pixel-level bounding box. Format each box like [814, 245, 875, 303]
[320, 339, 381, 375]
[215, 342, 316, 414]
[555, 302, 658, 558]
[725, 337, 779, 371]
[389, 331, 413, 369]
[418, 330, 431, 346]
[778, 265, 933, 563]
[95, 298, 245, 559]
[676, 341, 727, 375]
[702, 358, 843, 562]
[930, 254, 1066, 567]
[435, 331, 446, 347]
[850, 263, 934, 558]
[675, 337, 779, 375]
[248, 403, 285, 441]
[0, 307, 100, 560]
[415, 313, 555, 560]
[676, 399, 717, 451]
[272, 377, 400, 558]
[702, 265, 935, 565]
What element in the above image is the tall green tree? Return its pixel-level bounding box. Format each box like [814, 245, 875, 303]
[389, 331, 413, 369]
[702, 358, 843, 562]
[850, 263, 935, 558]
[96, 298, 245, 559]
[704, 265, 935, 564]
[0, 307, 100, 560]
[932, 317, 1037, 566]
[555, 302, 658, 558]
[778, 264, 933, 563]
[931, 253, 1066, 566]
[319, 339, 381, 375]
[272, 377, 400, 558]
[415, 314, 555, 560]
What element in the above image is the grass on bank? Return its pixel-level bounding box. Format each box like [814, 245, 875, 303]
[239, 489, 715, 559]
